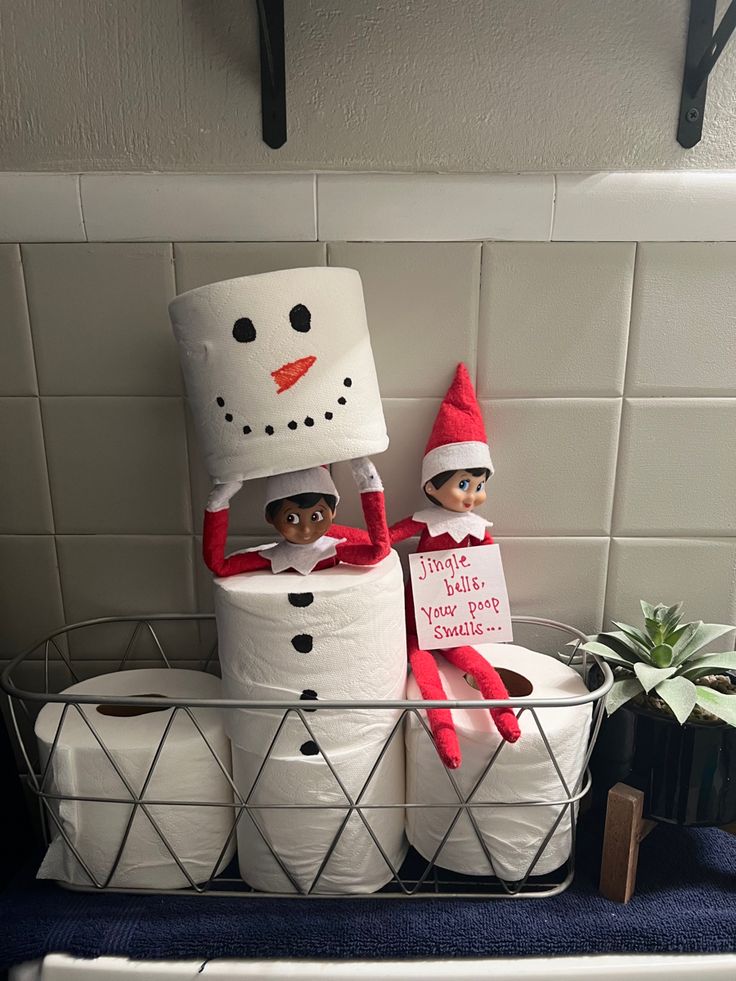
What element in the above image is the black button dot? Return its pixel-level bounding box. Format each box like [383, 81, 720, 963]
[288, 420, 298, 430]
[288, 592, 314, 607]
[265, 425, 274, 435]
[289, 304, 312, 333]
[225, 413, 233, 422]
[300, 689, 318, 712]
[304, 416, 314, 427]
[216, 397, 225, 407]
[344, 377, 352, 387]
[300, 740, 319, 756]
[324, 411, 333, 420]
[291, 634, 313, 654]
[338, 397, 347, 406]
[243, 425, 251, 435]
[232, 317, 256, 343]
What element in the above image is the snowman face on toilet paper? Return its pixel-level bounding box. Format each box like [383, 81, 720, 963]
[169, 267, 388, 482]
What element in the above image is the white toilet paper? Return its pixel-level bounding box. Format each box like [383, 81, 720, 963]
[169, 266, 388, 482]
[214, 551, 407, 750]
[213, 551, 407, 893]
[35, 668, 236, 889]
[406, 644, 592, 881]
[233, 728, 406, 894]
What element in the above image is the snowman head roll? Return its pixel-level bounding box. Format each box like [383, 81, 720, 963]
[169, 267, 388, 482]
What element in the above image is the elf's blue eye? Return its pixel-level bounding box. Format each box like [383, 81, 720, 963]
[476, 482, 484, 492]
[458, 479, 470, 491]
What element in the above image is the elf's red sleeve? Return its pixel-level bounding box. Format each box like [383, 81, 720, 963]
[336, 491, 391, 566]
[389, 516, 425, 544]
[202, 508, 271, 577]
[481, 530, 495, 545]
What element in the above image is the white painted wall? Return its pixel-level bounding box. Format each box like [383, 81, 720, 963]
[2, 0, 736, 172]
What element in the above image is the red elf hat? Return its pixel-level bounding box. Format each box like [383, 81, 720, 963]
[421, 363, 494, 488]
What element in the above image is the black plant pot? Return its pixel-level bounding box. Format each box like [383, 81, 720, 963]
[591, 696, 736, 826]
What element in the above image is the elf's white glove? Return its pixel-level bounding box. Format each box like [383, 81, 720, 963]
[350, 457, 383, 493]
[206, 480, 243, 512]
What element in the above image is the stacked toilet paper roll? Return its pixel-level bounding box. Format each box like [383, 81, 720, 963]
[214, 551, 408, 894]
[406, 644, 592, 882]
[35, 669, 236, 889]
[169, 267, 388, 482]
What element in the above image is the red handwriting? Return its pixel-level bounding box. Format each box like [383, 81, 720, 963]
[416, 552, 471, 581]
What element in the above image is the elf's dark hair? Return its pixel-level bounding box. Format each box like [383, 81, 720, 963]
[423, 468, 490, 506]
[265, 492, 338, 522]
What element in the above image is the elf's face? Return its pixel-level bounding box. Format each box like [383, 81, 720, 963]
[425, 471, 487, 513]
[169, 268, 388, 482]
[267, 498, 336, 545]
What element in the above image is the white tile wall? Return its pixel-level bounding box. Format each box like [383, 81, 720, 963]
[1, 170, 735, 661]
[0, 174, 85, 243]
[626, 243, 736, 396]
[478, 243, 634, 397]
[80, 174, 317, 242]
[317, 174, 554, 241]
[614, 399, 736, 536]
[553, 172, 736, 242]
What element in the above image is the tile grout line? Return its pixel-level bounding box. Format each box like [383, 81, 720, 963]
[16, 244, 70, 635]
[76, 175, 88, 243]
[167, 241, 199, 616]
[602, 241, 639, 620]
[548, 174, 557, 241]
[313, 173, 320, 241]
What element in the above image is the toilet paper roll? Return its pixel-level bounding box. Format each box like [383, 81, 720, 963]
[214, 551, 407, 749]
[233, 728, 407, 894]
[35, 669, 236, 889]
[168, 267, 388, 482]
[406, 644, 592, 881]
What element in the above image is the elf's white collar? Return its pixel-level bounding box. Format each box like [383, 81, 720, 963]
[412, 506, 492, 544]
[258, 535, 347, 576]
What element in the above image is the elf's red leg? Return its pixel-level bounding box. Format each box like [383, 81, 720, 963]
[408, 635, 462, 769]
[442, 646, 521, 744]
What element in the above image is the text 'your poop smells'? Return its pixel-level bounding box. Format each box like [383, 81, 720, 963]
[169, 266, 388, 483]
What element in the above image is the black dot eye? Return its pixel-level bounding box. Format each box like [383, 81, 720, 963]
[232, 318, 256, 343]
[289, 304, 311, 333]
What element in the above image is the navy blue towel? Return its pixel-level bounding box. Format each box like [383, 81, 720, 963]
[1, 816, 735, 969]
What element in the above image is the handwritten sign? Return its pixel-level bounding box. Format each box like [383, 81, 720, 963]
[409, 544, 513, 650]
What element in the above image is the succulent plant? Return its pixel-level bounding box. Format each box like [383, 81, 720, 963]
[581, 601, 736, 726]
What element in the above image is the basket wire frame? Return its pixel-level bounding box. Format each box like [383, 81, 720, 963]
[1, 615, 612, 899]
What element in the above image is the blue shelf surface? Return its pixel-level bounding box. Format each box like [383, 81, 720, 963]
[1, 815, 735, 970]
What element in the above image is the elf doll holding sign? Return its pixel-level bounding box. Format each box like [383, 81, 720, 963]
[390, 364, 521, 768]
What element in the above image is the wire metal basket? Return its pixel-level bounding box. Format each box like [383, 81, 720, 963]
[1, 614, 612, 899]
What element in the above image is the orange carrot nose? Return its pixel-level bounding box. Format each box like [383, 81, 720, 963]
[271, 355, 317, 394]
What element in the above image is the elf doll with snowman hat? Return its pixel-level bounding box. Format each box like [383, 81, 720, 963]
[202, 458, 390, 577]
[389, 364, 521, 768]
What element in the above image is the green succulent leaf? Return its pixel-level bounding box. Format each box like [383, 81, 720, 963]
[680, 652, 736, 680]
[695, 686, 736, 726]
[650, 644, 674, 667]
[611, 622, 652, 654]
[606, 677, 643, 715]
[580, 641, 639, 667]
[655, 677, 697, 725]
[594, 631, 643, 662]
[645, 618, 667, 646]
[672, 623, 734, 664]
[634, 662, 677, 693]
[640, 600, 658, 621]
[664, 624, 691, 647]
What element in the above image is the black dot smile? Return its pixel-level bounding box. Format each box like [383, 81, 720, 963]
[218, 381, 355, 437]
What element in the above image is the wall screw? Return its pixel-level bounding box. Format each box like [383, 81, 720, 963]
[686, 107, 700, 123]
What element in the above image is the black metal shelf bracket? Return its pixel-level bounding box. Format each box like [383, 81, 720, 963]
[678, 0, 736, 147]
[256, 0, 287, 149]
